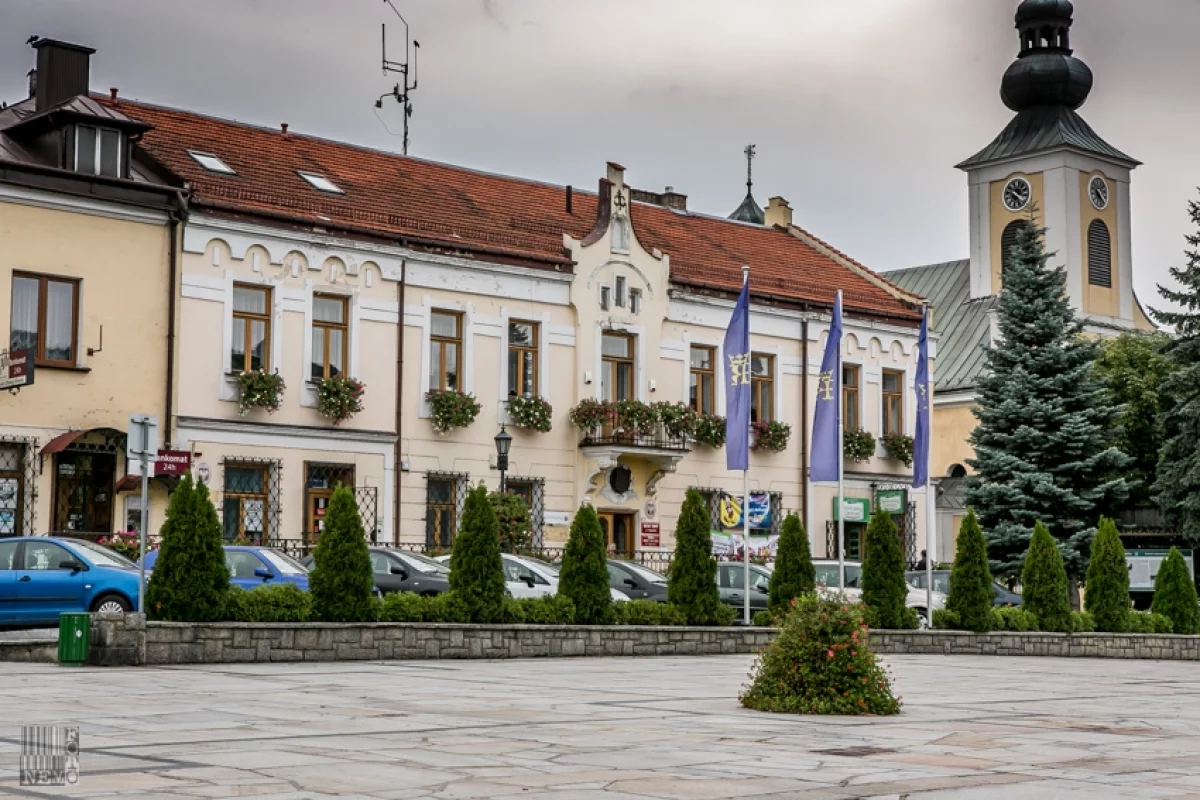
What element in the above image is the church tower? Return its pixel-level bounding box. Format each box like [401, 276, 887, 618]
[959, 0, 1144, 329]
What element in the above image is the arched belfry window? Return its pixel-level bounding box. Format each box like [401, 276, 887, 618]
[1087, 219, 1112, 288]
[1000, 220, 1027, 275]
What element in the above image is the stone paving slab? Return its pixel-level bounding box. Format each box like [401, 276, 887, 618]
[0, 654, 1199, 797]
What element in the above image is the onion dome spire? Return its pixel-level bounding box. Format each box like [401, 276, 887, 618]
[1001, 0, 1093, 111]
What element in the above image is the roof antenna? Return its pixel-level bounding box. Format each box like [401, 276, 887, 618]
[376, 0, 420, 156]
[744, 143, 756, 195]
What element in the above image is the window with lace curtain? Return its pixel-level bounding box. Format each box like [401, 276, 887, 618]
[9, 273, 79, 367]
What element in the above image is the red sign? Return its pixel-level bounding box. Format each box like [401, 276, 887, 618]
[0, 349, 33, 391]
[640, 522, 661, 548]
[155, 450, 192, 476]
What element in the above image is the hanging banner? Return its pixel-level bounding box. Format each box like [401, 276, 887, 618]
[717, 493, 771, 530]
[710, 530, 780, 559]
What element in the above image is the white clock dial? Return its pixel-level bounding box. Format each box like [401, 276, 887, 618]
[1089, 176, 1109, 210]
[1003, 178, 1032, 212]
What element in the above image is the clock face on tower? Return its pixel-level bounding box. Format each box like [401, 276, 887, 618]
[1089, 176, 1109, 210]
[1003, 177, 1032, 212]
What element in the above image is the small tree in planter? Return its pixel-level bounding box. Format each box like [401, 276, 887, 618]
[309, 485, 375, 622]
[751, 421, 791, 453]
[844, 429, 876, 463]
[449, 484, 507, 623]
[558, 504, 612, 624]
[768, 513, 815, 613]
[146, 475, 229, 622]
[1151, 547, 1199, 634]
[654, 401, 698, 440]
[882, 434, 914, 467]
[861, 510, 909, 629]
[946, 509, 994, 633]
[236, 370, 285, 415]
[490, 490, 532, 554]
[426, 390, 482, 434]
[316, 376, 365, 424]
[1084, 517, 1131, 633]
[693, 414, 727, 448]
[668, 488, 726, 624]
[507, 395, 553, 433]
[1022, 522, 1072, 633]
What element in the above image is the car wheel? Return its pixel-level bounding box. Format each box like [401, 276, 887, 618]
[91, 593, 131, 614]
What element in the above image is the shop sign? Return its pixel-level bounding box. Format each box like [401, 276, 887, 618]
[876, 489, 907, 514]
[832, 497, 870, 523]
[640, 522, 660, 548]
[155, 450, 192, 476]
[544, 511, 571, 526]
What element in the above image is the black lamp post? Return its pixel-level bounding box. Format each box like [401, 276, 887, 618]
[494, 424, 512, 493]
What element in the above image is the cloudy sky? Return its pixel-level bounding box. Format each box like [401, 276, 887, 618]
[3, 0, 1198, 306]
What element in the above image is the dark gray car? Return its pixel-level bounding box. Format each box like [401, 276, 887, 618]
[906, 569, 1022, 606]
[304, 548, 450, 596]
[716, 561, 771, 614]
[607, 560, 668, 602]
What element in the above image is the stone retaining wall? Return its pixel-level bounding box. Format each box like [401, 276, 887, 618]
[0, 639, 57, 663]
[869, 629, 1200, 660]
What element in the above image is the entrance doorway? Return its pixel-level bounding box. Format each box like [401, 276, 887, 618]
[598, 512, 636, 557]
[53, 452, 115, 533]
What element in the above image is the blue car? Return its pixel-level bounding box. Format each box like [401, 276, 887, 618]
[142, 545, 310, 591]
[0, 537, 141, 625]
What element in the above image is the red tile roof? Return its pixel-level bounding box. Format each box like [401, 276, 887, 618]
[110, 98, 920, 322]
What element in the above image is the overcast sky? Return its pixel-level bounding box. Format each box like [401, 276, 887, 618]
[3, 0, 1199, 308]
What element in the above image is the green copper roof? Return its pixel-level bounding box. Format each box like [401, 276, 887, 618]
[728, 192, 764, 224]
[959, 101, 1138, 170]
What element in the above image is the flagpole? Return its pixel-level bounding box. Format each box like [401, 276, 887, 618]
[836, 290, 845, 592]
[923, 303, 935, 624]
[742, 265, 751, 627]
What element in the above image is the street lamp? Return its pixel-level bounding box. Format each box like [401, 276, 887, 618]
[494, 424, 512, 493]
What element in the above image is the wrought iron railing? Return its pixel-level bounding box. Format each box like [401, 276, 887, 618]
[578, 424, 689, 452]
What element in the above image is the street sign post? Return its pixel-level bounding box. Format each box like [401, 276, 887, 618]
[127, 414, 158, 614]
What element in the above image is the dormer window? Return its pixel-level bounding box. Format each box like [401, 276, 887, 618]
[75, 125, 121, 177]
[189, 151, 236, 175]
[298, 171, 343, 194]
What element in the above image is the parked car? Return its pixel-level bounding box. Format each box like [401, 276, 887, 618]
[813, 559, 946, 623]
[0, 536, 141, 625]
[303, 548, 450, 596]
[906, 569, 1023, 607]
[143, 545, 310, 592]
[434, 553, 629, 601]
[716, 561, 772, 616]
[607, 559, 669, 602]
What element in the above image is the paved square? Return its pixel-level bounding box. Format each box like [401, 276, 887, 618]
[1, 654, 1199, 798]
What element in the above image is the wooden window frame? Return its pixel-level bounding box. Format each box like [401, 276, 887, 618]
[75, 125, 123, 178]
[601, 331, 636, 402]
[843, 364, 861, 431]
[429, 310, 463, 392]
[311, 293, 349, 381]
[426, 478, 457, 547]
[882, 368, 904, 437]
[231, 284, 272, 373]
[689, 345, 716, 415]
[11, 272, 80, 368]
[507, 320, 540, 398]
[751, 352, 774, 423]
[223, 462, 270, 541]
[0, 444, 25, 537]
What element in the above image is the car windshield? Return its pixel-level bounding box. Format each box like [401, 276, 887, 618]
[257, 549, 307, 575]
[511, 556, 557, 580]
[909, 572, 951, 593]
[397, 551, 449, 575]
[620, 561, 667, 584]
[814, 563, 862, 589]
[73, 540, 137, 569]
[520, 556, 561, 576]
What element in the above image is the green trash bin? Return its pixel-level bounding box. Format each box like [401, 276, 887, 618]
[58, 613, 91, 666]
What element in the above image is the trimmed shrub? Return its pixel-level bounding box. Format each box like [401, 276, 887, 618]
[424, 592, 472, 623]
[612, 599, 687, 626]
[768, 513, 815, 612]
[993, 606, 1040, 632]
[146, 475, 230, 622]
[1085, 517, 1131, 632]
[226, 583, 312, 622]
[713, 604, 739, 626]
[558, 504, 613, 624]
[515, 595, 575, 625]
[309, 485, 375, 623]
[861, 510, 908, 630]
[946, 509, 994, 633]
[740, 593, 901, 716]
[752, 609, 776, 628]
[668, 488, 724, 625]
[1151, 547, 1199, 634]
[376, 591, 429, 623]
[1070, 611, 1096, 633]
[501, 596, 527, 624]
[864, 604, 919, 631]
[1128, 611, 1174, 634]
[1022, 522, 1072, 633]
[449, 485, 507, 623]
[932, 608, 960, 630]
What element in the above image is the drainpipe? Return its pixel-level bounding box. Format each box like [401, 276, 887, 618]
[800, 314, 810, 544]
[393, 262, 406, 544]
[163, 198, 184, 448]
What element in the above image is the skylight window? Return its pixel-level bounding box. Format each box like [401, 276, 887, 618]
[297, 171, 343, 194]
[188, 151, 235, 175]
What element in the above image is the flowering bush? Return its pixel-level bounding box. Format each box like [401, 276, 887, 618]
[236, 370, 285, 415]
[426, 390, 482, 434]
[98, 531, 142, 561]
[740, 593, 901, 716]
[613, 399, 658, 435]
[568, 399, 612, 432]
[751, 420, 791, 453]
[693, 414, 726, 448]
[654, 402, 698, 439]
[507, 395, 553, 433]
[882, 433, 914, 467]
[844, 428, 876, 463]
[316, 376, 365, 424]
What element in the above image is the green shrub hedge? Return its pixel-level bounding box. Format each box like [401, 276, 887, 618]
[612, 600, 687, 626]
[991, 606, 1040, 632]
[1127, 611, 1174, 634]
[224, 584, 313, 623]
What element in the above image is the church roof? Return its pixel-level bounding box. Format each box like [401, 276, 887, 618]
[728, 192, 764, 224]
[886, 260, 995, 393]
[958, 105, 1139, 169]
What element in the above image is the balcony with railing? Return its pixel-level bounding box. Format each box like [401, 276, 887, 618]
[569, 400, 692, 454]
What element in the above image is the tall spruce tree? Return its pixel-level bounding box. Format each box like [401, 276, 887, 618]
[965, 213, 1129, 580]
[1151, 195, 1200, 545]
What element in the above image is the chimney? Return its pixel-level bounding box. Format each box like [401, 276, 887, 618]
[605, 161, 625, 189]
[26, 69, 36, 100]
[565, 185, 573, 215]
[31, 39, 95, 111]
[660, 186, 688, 212]
[764, 196, 793, 229]
[281, 122, 289, 137]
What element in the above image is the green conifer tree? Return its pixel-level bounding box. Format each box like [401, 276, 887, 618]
[946, 509, 994, 633]
[668, 488, 723, 625]
[309, 485, 375, 622]
[558, 504, 612, 624]
[768, 513, 816, 612]
[1022, 522, 1072, 632]
[1083, 517, 1131, 632]
[1152, 195, 1200, 545]
[966, 213, 1129, 580]
[145, 475, 230, 622]
[860, 510, 908, 629]
[1150, 547, 1199, 634]
[449, 484, 507, 623]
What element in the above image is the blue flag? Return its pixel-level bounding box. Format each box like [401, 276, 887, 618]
[723, 274, 751, 471]
[810, 291, 842, 482]
[912, 307, 931, 488]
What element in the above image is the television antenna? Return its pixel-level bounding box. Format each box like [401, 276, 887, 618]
[376, 0, 420, 155]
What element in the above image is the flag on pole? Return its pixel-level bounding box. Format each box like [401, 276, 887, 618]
[912, 307, 930, 489]
[810, 292, 842, 482]
[723, 271, 751, 471]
